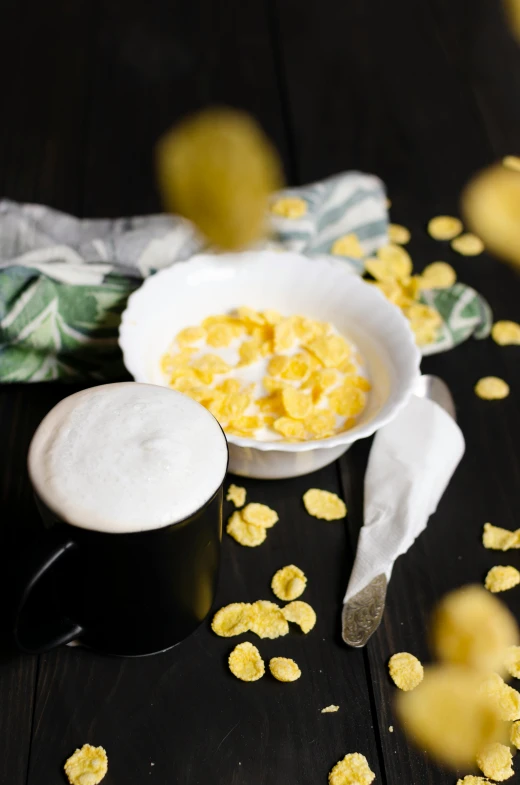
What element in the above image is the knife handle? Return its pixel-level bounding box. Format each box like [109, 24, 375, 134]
[342, 573, 387, 647]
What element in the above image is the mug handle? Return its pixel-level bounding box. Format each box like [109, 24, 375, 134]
[13, 536, 84, 654]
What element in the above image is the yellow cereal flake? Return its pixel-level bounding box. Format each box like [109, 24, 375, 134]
[64, 745, 108, 785]
[249, 600, 289, 639]
[486, 566, 520, 593]
[331, 233, 364, 258]
[321, 705, 340, 713]
[328, 385, 366, 418]
[328, 753, 375, 785]
[303, 488, 347, 520]
[305, 409, 336, 438]
[294, 318, 327, 344]
[176, 326, 205, 346]
[267, 355, 289, 376]
[273, 318, 297, 352]
[226, 511, 267, 547]
[492, 320, 520, 345]
[480, 673, 520, 721]
[212, 603, 253, 637]
[483, 522, 520, 551]
[206, 323, 236, 347]
[404, 303, 442, 347]
[269, 656, 301, 682]
[505, 646, 520, 679]
[273, 416, 306, 439]
[388, 223, 411, 245]
[262, 309, 282, 325]
[475, 377, 510, 400]
[228, 641, 265, 682]
[217, 378, 242, 394]
[281, 387, 313, 419]
[228, 416, 261, 436]
[242, 502, 278, 529]
[226, 484, 246, 508]
[457, 778, 491, 785]
[238, 338, 262, 366]
[263, 377, 289, 394]
[427, 215, 463, 241]
[431, 585, 519, 674]
[307, 334, 350, 368]
[271, 565, 307, 601]
[192, 353, 230, 381]
[271, 197, 307, 219]
[477, 743, 514, 781]
[510, 720, 520, 749]
[451, 233, 484, 256]
[503, 155, 520, 172]
[388, 652, 424, 691]
[281, 355, 311, 382]
[396, 666, 504, 768]
[374, 243, 413, 278]
[419, 261, 457, 289]
[282, 601, 317, 633]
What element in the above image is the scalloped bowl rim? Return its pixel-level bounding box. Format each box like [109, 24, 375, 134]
[119, 252, 421, 453]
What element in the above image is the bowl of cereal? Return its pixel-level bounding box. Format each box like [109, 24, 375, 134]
[119, 251, 420, 479]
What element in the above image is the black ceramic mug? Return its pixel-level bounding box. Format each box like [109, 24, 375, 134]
[13, 383, 228, 657]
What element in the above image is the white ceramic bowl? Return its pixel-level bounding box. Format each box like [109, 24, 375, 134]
[119, 251, 420, 479]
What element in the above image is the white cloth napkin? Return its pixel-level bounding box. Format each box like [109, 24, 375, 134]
[344, 394, 465, 603]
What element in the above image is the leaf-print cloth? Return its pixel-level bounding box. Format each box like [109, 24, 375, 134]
[0, 172, 491, 381]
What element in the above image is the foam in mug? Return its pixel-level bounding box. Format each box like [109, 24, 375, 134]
[29, 383, 228, 533]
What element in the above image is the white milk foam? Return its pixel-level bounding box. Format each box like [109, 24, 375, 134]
[29, 383, 228, 533]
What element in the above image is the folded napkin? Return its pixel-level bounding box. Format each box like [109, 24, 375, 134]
[344, 394, 465, 603]
[0, 172, 490, 381]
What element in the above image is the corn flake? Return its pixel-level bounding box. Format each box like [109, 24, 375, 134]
[486, 566, 520, 593]
[388, 224, 411, 245]
[328, 385, 366, 417]
[475, 377, 510, 400]
[480, 673, 520, 721]
[238, 338, 262, 366]
[404, 303, 442, 347]
[273, 416, 306, 439]
[271, 565, 307, 601]
[228, 641, 265, 682]
[419, 261, 457, 289]
[226, 511, 267, 547]
[212, 602, 253, 637]
[457, 778, 491, 785]
[492, 320, 520, 345]
[388, 652, 424, 691]
[397, 665, 504, 768]
[269, 656, 301, 682]
[510, 720, 520, 749]
[503, 155, 520, 172]
[206, 323, 236, 347]
[305, 409, 336, 438]
[282, 387, 313, 419]
[176, 326, 205, 346]
[321, 705, 340, 713]
[273, 319, 296, 352]
[249, 600, 289, 639]
[452, 233, 484, 256]
[483, 522, 520, 551]
[282, 600, 316, 633]
[477, 743, 514, 781]
[428, 215, 463, 241]
[374, 244, 413, 278]
[331, 233, 364, 258]
[505, 646, 520, 679]
[271, 197, 307, 219]
[64, 745, 108, 785]
[328, 753, 375, 785]
[242, 502, 278, 529]
[307, 334, 350, 368]
[303, 488, 347, 520]
[281, 356, 310, 382]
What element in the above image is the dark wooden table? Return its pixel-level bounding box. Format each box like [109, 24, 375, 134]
[2, 1, 520, 783]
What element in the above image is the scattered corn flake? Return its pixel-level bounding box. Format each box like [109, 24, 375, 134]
[477, 743, 514, 781]
[510, 720, 520, 749]
[273, 416, 306, 439]
[238, 338, 262, 366]
[226, 484, 246, 508]
[396, 665, 504, 768]
[273, 319, 297, 352]
[505, 646, 520, 679]
[282, 387, 313, 419]
[215, 378, 241, 395]
[486, 566, 520, 593]
[268, 355, 290, 376]
[269, 656, 301, 682]
[328, 385, 366, 417]
[228, 641, 265, 682]
[303, 488, 347, 520]
[375, 244, 413, 278]
[281, 356, 310, 382]
[388, 726, 394, 733]
[432, 585, 519, 674]
[294, 318, 327, 345]
[404, 303, 442, 347]
[328, 753, 375, 785]
[249, 600, 289, 639]
[480, 672, 520, 721]
[321, 705, 340, 713]
[242, 502, 279, 529]
[388, 652, 424, 691]
[282, 601, 317, 633]
[492, 320, 520, 346]
[419, 261, 457, 289]
[388, 223, 411, 245]
[176, 326, 205, 346]
[64, 745, 108, 785]
[307, 334, 350, 368]
[271, 197, 307, 219]
[305, 409, 336, 438]
[483, 522, 520, 551]
[475, 377, 510, 400]
[457, 777, 491, 785]
[503, 155, 520, 172]
[331, 233, 364, 258]
[263, 376, 289, 394]
[206, 323, 236, 347]
[452, 233, 484, 256]
[427, 215, 463, 241]
[212, 602, 253, 637]
[226, 511, 267, 547]
[271, 565, 307, 601]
